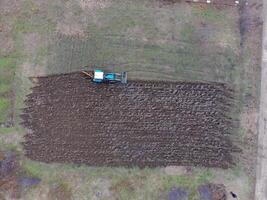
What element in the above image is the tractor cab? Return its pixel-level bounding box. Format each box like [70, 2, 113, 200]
[93, 70, 105, 83]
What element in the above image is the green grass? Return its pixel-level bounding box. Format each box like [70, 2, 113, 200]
[0, 56, 16, 83]
[0, 143, 19, 151]
[17, 156, 251, 200]
[87, 167, 215, 200]
[231, 164, 243, 178]
[0, 98, 10, 122]
[159, 169, 213, 199]
[45, 0, 240, 85]
[0, 57, 14, 68]
[21, 160, 44, 177]
[11, 0, 55, 37]
[192, 5, 225, 23]
[48, 182, 73, 200]
[0, 84, 11, 94]
[236, 127, 246, 142]
[13, 69, 33, 126]
[18, 161, 215, 200]
[180, 24, 196, 41]
[0, 55, 18, 123]
[0, 55, 17, 79]
[0, 127, 16, 134]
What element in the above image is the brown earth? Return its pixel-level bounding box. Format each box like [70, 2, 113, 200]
[21, 72, 238, 168]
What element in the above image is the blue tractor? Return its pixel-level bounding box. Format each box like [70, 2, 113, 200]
[82, 69, 127, 84]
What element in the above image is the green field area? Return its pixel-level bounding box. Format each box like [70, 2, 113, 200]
[0, 0, 261, 199]
[0, 56, 16, 123]
[46, 1, 240, 84]
[20, 160, 250, 200]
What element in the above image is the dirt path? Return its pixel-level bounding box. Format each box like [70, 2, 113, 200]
[21, 73, 238, 168]
[255, 1, 267, 199]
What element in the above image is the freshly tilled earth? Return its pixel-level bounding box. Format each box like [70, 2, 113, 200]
[21, 72, 238, 168]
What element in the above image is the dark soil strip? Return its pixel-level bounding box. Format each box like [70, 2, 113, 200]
[21, 72, 238, 168]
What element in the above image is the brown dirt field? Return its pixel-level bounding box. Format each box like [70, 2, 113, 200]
[21, 72, 238, 168]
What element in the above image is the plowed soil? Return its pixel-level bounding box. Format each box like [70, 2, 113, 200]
[21, 72, 238, 168]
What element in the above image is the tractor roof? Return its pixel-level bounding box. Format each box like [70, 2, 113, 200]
[94, 71, 104, 79]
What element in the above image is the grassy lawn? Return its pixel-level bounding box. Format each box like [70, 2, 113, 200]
[0, 98, 10, 121]
[46, 1, 240, 86]
[0, 56, 17, 124]
[20, 159, 247, 200]
[18, 159, 252, 200]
